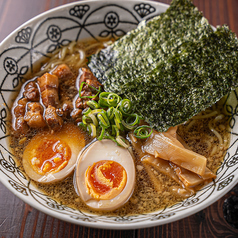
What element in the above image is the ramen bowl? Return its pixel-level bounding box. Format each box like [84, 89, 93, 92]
[0, 0, 238, 230]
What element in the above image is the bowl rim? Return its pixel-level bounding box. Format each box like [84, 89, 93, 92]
[0, 0, 169, 48]
[0, 0, 237, 230]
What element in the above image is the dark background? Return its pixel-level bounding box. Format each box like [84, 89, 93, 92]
[0, 0, 238, 237]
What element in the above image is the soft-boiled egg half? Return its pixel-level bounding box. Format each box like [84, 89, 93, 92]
[23, 123, 85, 183]
[74, 139, 136, 211]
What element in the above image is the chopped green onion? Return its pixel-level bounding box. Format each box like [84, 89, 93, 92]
[118, 99, 133, 116]
[122, 120, 136, 130]
[126, 114, 140, 126]
[98, 127, 106, 140]
[89, 123, 97, 137]
[114, 108, 122, 122]
[122, 114, 140, 130]
[88, 113, 98, 127]
[107, 107, 114, 120]
[114, 118, 121, 130]
[112, 125, 120, 137]
[82, 115, 92, 125]
[89, 109, 104, 115]
[87, 124, 92, 135]
[82, 107, 91, 116]
[87, 100, 100, 109]
[104, 133, 118, 144]
[99, 92, 121, 107]
[79, 82, 101, 99]
[134, 125, 153, 139]
[97, 111, 110, 128]
[78, 86, 152, 146]
[116, 136, 130, 148]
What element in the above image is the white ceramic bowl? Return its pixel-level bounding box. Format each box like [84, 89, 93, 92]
[0, 0, 237, 230]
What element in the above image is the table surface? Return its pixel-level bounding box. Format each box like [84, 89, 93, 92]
[0, 0, 238, 237]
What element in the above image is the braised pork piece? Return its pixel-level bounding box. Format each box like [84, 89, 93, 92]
[12, 64, 101, 136]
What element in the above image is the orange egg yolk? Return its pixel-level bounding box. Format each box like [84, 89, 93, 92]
[30, 138, 71, 175]
[85, 160, 127, 200]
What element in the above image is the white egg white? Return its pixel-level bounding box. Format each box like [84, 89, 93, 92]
[23, 123, 85, 183]
[74, 139, 136, 211]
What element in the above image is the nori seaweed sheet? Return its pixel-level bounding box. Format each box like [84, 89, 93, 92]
[89, 0, 213, 93]
[88, 0, 238, 132]
[122, 26, 238, 131]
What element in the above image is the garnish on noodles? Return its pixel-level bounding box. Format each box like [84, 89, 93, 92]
[9, 0, 236, 214]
